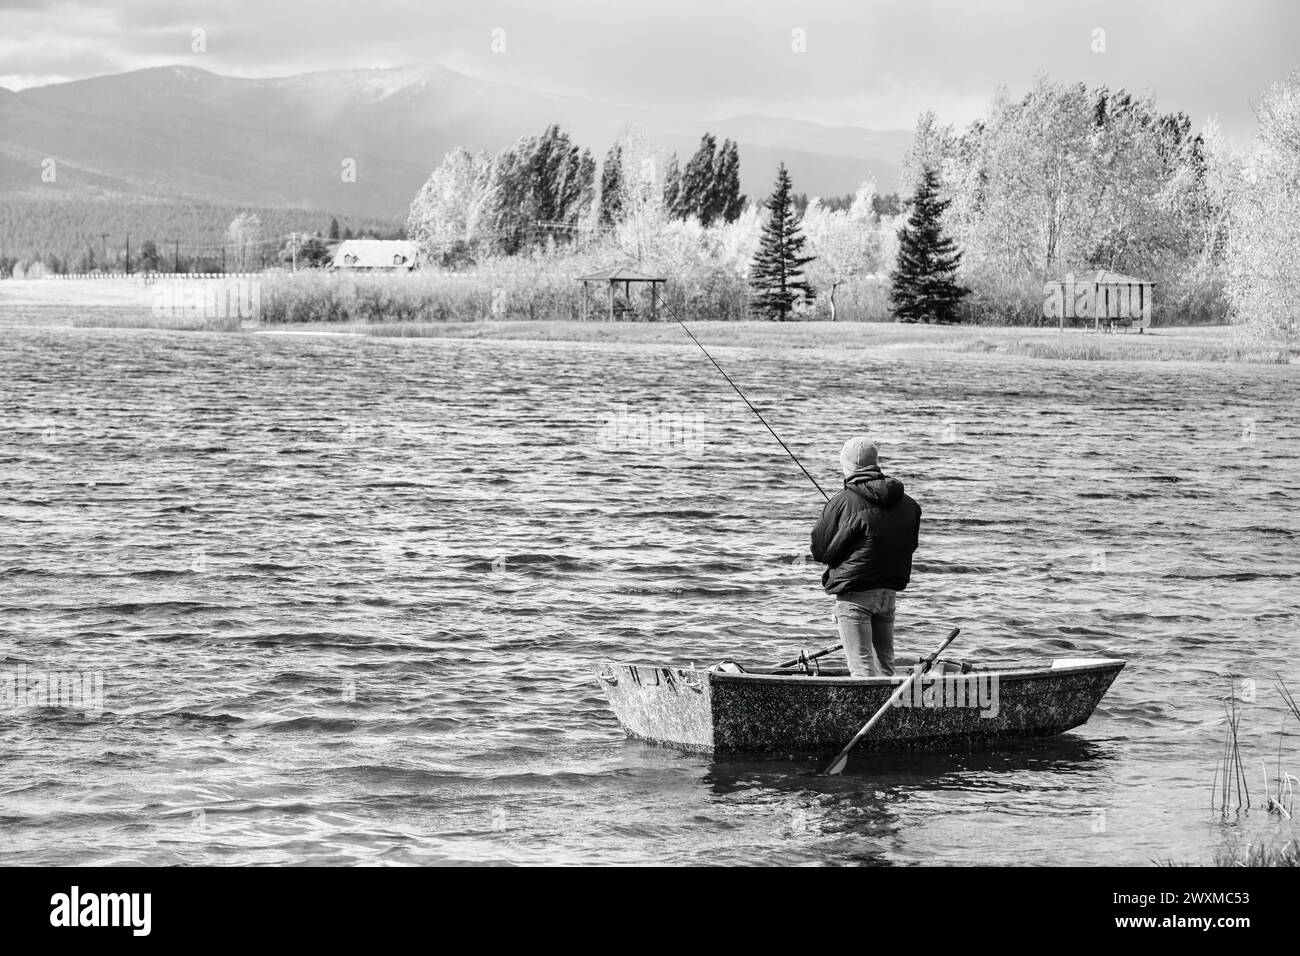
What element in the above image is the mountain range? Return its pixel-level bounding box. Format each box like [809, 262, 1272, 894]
[0, 63, 912, 221]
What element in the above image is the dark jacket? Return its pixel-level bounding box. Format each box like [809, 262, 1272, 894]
[810, 469, 921, 594]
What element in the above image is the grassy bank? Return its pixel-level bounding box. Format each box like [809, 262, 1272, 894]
[314, 319, 1293, 364]
[3, 278, 1296, 363]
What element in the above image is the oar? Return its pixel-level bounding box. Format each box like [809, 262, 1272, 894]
[776, 644, 842, 669]
[821, 626, 961, 776]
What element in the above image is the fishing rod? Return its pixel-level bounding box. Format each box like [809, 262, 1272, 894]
[650, 286, 829, 501]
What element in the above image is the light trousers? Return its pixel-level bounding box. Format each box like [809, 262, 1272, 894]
[833, 589, 897, 677]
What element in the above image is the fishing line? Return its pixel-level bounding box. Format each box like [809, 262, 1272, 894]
[650, 286, 829, 501]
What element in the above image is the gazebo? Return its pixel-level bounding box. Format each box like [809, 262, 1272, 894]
[1046, 270, 1155, 332]
[576, 266, 667, 321]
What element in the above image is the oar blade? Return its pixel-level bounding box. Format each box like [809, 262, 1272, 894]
[822, 752, 850, 776]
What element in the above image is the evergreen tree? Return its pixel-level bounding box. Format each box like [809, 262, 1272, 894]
[328, 217, 341, 240]
[749, 163, 816, 320]
[872, 192, 901, 217]
[139, 239, 162, 272]
[280, 233, 333, 269]
[486, 124, 595, 254]
[709, 138, 745, 223]
[599, 143, 624, 229]
[889, 166, 969, 323]
[678, 133, 718, 222]
[662, 153, 681, 215]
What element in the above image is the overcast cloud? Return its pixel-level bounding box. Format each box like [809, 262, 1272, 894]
[0, 0, 1294, 139]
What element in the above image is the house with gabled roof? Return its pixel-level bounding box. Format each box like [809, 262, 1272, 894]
[330, 240, 416, 272]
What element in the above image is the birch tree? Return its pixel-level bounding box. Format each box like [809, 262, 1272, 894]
[1225, 73, 1300, 343]
[407, 147, 494, 266]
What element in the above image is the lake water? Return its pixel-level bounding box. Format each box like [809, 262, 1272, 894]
[1, 324, 1298, 865]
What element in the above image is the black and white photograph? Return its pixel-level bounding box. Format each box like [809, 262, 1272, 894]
[0, 0, 1297, 915]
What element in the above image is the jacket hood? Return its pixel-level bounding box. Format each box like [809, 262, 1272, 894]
[847, 475, 905, 507]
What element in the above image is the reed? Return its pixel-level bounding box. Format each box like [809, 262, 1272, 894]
[1171, 676, 1300, 866]
[255, 265, 754, 324]
[1211, 676, 1251, 816]
[1270, 678, 1300, 819]
[254, 266, 1238, 329]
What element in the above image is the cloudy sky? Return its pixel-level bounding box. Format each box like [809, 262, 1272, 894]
[1, 0, 1294, 140]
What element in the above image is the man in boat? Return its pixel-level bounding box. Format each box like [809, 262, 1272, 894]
[810, 438, 922, 677]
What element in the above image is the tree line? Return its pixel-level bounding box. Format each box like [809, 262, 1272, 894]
[0, 201, 403, 277]
[408, 120, 953, 321]
[408, 127, 752, 267]
[408, 71, 1300, 335]
[901, 78, 1225, 324]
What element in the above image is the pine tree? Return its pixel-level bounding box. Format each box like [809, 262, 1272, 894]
[598, 144, 624, 229]
[749, 163, 816, 320]
[889, 165, 969, 323]
[328, 217, 341, 241]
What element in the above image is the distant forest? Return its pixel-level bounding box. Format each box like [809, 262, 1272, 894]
[0, 199, 405, 276]
[792, 192, 901, 218]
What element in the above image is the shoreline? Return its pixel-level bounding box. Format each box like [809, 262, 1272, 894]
[1, 279, 1294, 364]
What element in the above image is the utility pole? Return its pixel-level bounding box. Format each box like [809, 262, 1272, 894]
[291, 232, 298, 272]
[173, 239, 180, 274]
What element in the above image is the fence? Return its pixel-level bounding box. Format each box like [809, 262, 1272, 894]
[49, 272, 262, 281]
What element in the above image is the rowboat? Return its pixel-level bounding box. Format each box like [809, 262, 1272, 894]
[596, 657, 1125, 755]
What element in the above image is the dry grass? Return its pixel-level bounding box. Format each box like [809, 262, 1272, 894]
[4, 277, 1296, 363]
[70, 313, 245, 332]
[1211, 837, 1300, 867]
[1159, 836, 1300, 866]
[0, 278, 154, 307]
[351, 319, 1294, 363]
[0, 278, 244, 331]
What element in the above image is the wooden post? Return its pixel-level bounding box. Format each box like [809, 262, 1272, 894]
[607, 282, 614, 322]
[582, 281, 589, 321]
